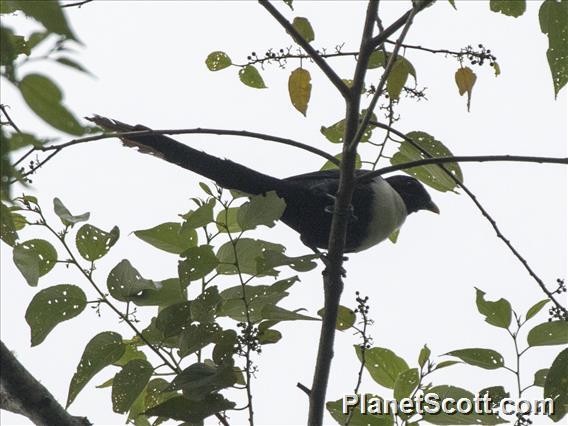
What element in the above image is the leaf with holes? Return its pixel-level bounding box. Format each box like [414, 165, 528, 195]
[191, 286, 222, 323]
[527, 321, 568, 347]
[445, 348, 504, 370]
[423, 386, 507, 425]
[327, 396, 394, 426]
[288, 67, 312, 116]
[112, 359, 153, 414]
[475, 288, 512, 329]
[394, 368, 419, 401]
[67, 332, 125, 407]
[179, 323, 222, 358]
[490, 0, 526, 17]
[237, 191, 286, 231]
[356, 346, 409, 389]
[133, 278, 187, 307]
[317, 305, 356, 331]
[13, 239, 57, 286]
[165, 362, 237, 401]
[534, 368, 549, 387]
[145, 394, 235, 422]
[478, 386, 510, 405]
[76, 224, 119, 261]
[25, 284, 86, 346]
[178, 245, 219, 282]
[53, 198, 89, 227]
[181, 199, 215, 229]
[539, 0, 568, 98]
[391, 131, 463, 192]
[205, 51, 232, 71]
[134, 222, 197, 254]
[19, 74, 85, 135]
[156, 301, 192, 338]
[1, 202, 18, 246]
[238, 65, 266, 89]
[107, 259, 157, 303]
[215, 207, 241, 233]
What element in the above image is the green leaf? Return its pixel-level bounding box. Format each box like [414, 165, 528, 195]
[418, 344, 431, 368]
[55, 57, 91, 75]
[288, 67, 312, 116]
[7, 0, 77, 40]
[527, 321, 568, 346]
[67, 332, 125, 407]
[7, 132, 46, 152]
[255, 247, 317, 275]
[368, 51, 386, 69]
[166, 363, 236, 400]
[215, 207, 241, 233]
[388, 229, 400, 244]
[320, 153, 361, 171]
[435, 360, 460, 370]
[258, 328, 282, 345]
[155, 301, 192, 338]
[181, 199, 215, 229]
[112, 359, 153, 414]
[422, 385, 507, 425]
[113, 343, 147, 367]
[133, 278, 187, 307]
[478, 385, 509, 405]
[544, 348, 568, 422]
[205, 51, 232, 71]
[53, 198, 89, 227]
[445, 348, 504, 370]
[539, 0, 568, 98]
[216, 238, 275, 276]
[0, 27, 30, 66]
[317, 305, 356, 331]
[13, 239, 57, 286]
[25, 284, 86, 346]
[107, 259, 157, 303]
[134, 222, 197, 254]
[356, 346, 409, 389]
[212, 330, 238, 365]
[394, 368, 419, 401]
[291, 17, 315, 42]
[526, 299, 549, 321]
[261, 305, 318, 322]
[179, 323, 222, 358]
[76, 224, 119, 261]
[178, 245, 219, 282]
[387, 58, 412, 100]
[1, 202, 18, 246]
[19, 74, 85, 135]
[145, 378, 178, 410]
[448, 0, 457, 10]
[327, 396, 394, 426]
[320, 111, 376, 144]
[145, 394, 236, 423]
[283, 0, 293, 10]
[534, 368, 549, 387]
[391, 131, 463, 192]
[475, 288, 512, 329]
[490, 0, 526, 18]
[191, 286, 222, 323]
[237, 191, 286, 231]
[238, 65, 267, 89]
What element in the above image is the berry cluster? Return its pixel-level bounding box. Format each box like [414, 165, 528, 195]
[461, 44, 497, 67]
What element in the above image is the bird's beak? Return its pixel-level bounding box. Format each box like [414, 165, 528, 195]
[426, 201, 440, 214]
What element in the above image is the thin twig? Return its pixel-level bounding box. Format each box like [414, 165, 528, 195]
[61, 0, 93, 8]
[0, 105, 22, 133]
[360, 155, 568, 181]
[259, 0, 350, 99]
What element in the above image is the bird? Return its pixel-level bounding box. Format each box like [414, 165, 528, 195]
[86, 115, 439, 253]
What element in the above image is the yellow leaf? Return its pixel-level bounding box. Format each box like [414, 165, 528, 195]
[288, 68, 312, 116]
[492, 62, 501, 77]
[455, 67, 477, 112]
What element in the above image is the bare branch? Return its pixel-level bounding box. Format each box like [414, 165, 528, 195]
[360, 154, 568, 180]
[0, 341, 91, 426]
[259, 0, 350, 99]
[61, 0, 93, 8]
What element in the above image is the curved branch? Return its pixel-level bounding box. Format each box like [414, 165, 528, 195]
[259, 0, 351, 99]
[0, 340, 91, 426]
[359, 155, 568, 181]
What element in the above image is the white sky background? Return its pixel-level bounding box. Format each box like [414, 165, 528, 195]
[1, 1, 566, 425]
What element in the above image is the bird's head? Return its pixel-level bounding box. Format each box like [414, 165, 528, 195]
[385, 175, 440, 215]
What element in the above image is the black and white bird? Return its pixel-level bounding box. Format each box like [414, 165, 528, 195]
[87, 116, 439, 253]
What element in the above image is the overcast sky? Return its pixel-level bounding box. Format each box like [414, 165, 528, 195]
[1, 1, 566, 425]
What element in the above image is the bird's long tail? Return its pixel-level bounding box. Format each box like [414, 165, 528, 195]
[86, 115, 284, 195]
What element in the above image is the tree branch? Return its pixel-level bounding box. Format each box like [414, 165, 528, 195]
[359, 155, 568, 181]
[258, 0, 351, 99]
[0, 340, 91, 426]
[308, 2, 380, 425]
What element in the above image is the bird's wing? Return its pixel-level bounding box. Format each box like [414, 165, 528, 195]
[86, 115, 284, 195]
